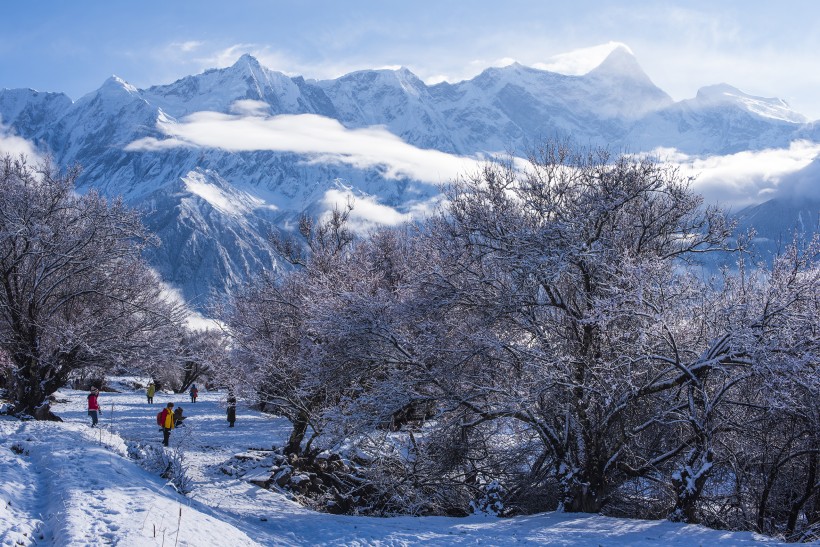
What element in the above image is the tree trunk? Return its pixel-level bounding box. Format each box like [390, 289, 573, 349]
[756, 464, 780, 532]
[786, 452, 818, 538]
[558, 461, 606, 513]
[285, 411, 310, 457]
[669, 450, 713, 523]
[564, 483, 605, 513]
[13, 356, 47, 417]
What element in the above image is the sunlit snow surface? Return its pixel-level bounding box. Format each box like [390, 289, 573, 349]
[0, 383, 794, 546]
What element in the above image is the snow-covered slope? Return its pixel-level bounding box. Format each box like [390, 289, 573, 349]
[0, 48, 816, 308]
[628, 83, 806, 154]
[141, 54, 336, 119]
[734, 196, 820, 259]
[0, 385, 791, 546]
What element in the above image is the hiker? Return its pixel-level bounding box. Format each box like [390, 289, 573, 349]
[173, 406, 185, 427]
[87, 387, 101, 427]
[159, 402, 175, 446]
[146, 382, 155, 404]
[190, 384, 198, 403]
[227, 392, 236, 427]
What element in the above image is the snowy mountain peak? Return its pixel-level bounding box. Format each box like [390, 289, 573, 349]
[576, 45, 672, 118]
[1, 48, 816, 308]
[235, 52, 262, 67]
[331, 66, 427, 99]
[393, 67, 426, 95]
[586, 45, 654, 84]
[142, 53, 306, 117]
[99, 75, 140, 97]
[695, 83, 807, 123]
[73, 75, 145, 111]
[696, 83, 749, 100]
[228, 53, 265, 77]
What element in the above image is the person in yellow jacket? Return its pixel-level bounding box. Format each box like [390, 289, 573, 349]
[146, 382, 156, 404]
[160, 402, 175, 446]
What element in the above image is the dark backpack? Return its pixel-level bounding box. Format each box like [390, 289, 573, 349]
[156, 410, 163, 426]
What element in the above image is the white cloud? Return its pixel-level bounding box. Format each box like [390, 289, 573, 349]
[124, 100, 820, 216]
[423, 74, 449, 86]
[778, 158, 820, 200]
[661, 141, 820, 209]
[171, 41, 205, 54]
[127, 107, 482, 184]
[492, 57, 518, 68]
[534, 42, 632, 75]
[229, 99, 270, 116]
[321, 188, 412, 232]
[0, 127, 42, 160]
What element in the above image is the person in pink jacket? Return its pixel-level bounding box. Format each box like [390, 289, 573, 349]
[87, 388, 100, 427]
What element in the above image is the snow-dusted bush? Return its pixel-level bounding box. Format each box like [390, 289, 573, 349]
[126, 440, 193, 495]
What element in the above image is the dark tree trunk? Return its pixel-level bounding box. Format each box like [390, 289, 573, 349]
[559, 459, 607, 514]
[669, 450, 713, 524]
[13, 357, 47, 417]
[564, 483, 605, 513]
[285, 411, 310, 457]
[786, 452, 818, 538]
[757, 467, 779, 533]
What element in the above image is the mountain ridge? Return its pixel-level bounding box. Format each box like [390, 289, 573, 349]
[0, 47, 817, 309]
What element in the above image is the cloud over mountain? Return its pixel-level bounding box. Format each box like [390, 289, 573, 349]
[127, 109, 482, 184]
[662, 140, 820, 208]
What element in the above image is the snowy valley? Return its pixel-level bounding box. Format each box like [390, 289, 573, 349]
[0, 383, 791, 546]
[1, 42, 820, 546]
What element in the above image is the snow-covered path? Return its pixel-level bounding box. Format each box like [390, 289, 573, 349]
[0, 382, 798, 546]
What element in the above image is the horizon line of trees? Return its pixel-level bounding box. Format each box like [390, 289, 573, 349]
[222, 142, 820, 541]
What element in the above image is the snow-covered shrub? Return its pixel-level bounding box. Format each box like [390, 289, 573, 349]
[471, 481, 506, 515]
[157, 448, 193, 495]
[259, 432, 474, 517]
[126, 440, 192, 495]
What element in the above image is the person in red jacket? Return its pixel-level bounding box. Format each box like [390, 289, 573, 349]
[159, 402, 175, 446]
[87, 388, 100, 427]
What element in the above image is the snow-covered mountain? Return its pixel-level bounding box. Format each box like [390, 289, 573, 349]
[0, 45, 817, 308]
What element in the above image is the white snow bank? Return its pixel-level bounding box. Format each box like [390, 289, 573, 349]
[0, 385, 791, 546]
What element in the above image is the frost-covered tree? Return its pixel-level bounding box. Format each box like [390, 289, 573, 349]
[228, 213, 438, 453]
[143, 328, 227, 393]
[0, 155, 184, 417]
[425, 143, 734, 513]
[227, 270, 321, 455]
[225, 207, 361, 456]
[222, 141, 820, 530]
[229, 217, 481, 513]
[712, 237, 820, 537]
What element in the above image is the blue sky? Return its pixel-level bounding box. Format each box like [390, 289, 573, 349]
[2, 0, 819, 119]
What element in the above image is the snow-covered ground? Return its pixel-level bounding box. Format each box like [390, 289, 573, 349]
[0, 381, 798, 546]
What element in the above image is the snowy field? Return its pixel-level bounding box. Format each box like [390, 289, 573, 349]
[0, 381, 798, 546]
